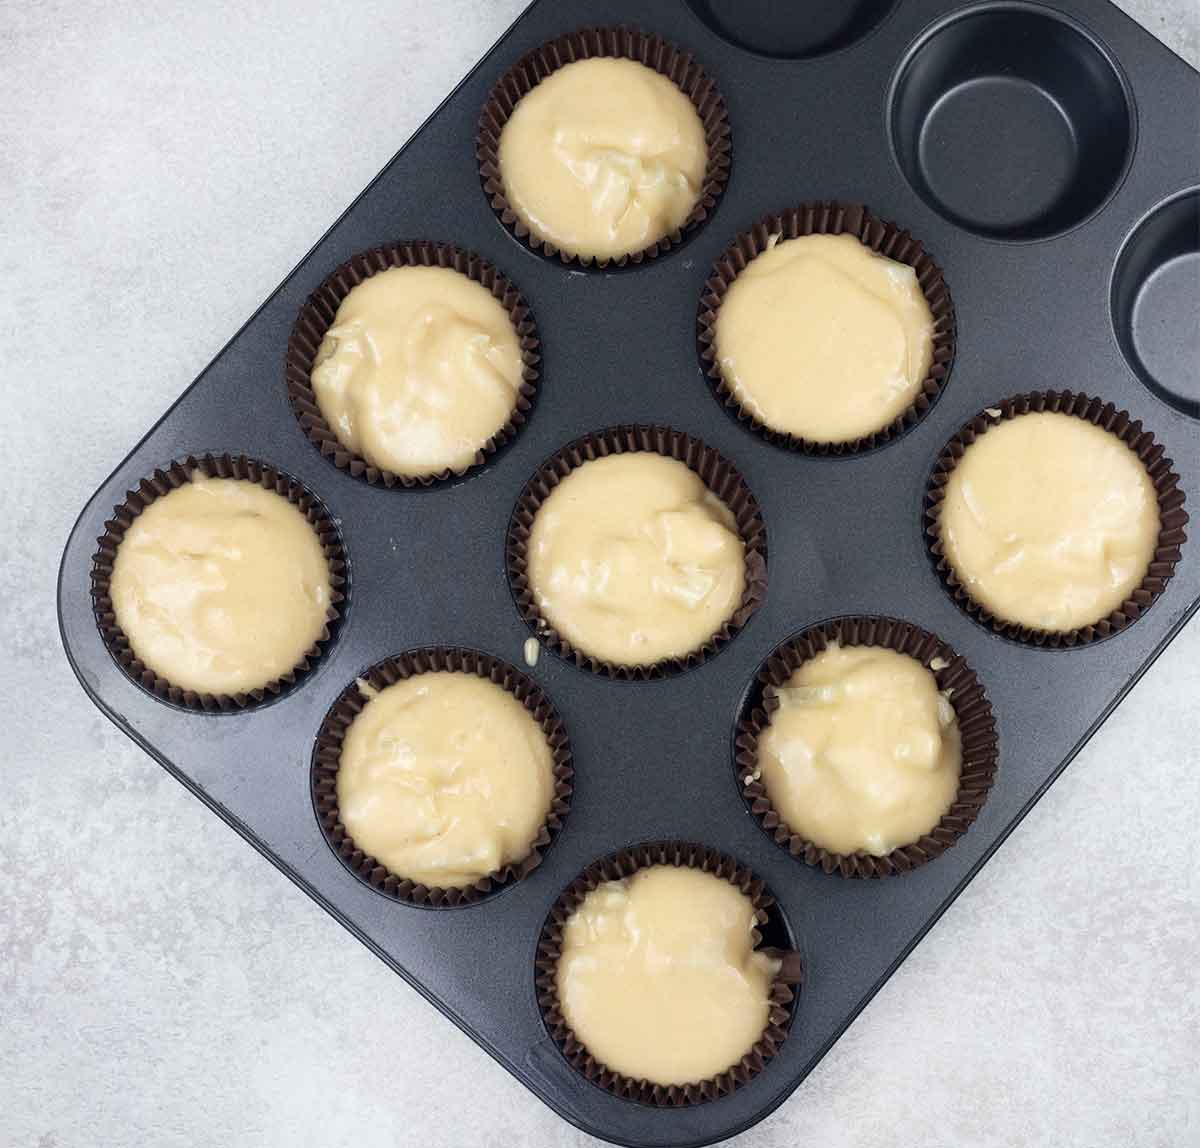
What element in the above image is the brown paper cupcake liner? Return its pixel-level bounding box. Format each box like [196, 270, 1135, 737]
[90, 454, 348, 713]
[311, 647, 573, 908]
[925, 391, 1189, 648]
[285, 240, 540, 487]
[506, 425, 768, 680]
[736, 616, 998, 878]
[477, 25, 732, 268]
[535, 840, 801, 1106]
[697, 201, 956, 454]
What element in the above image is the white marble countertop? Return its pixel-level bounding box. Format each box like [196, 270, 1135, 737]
[3, 2, 1197, 1145]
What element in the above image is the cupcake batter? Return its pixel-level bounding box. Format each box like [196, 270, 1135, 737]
[335, 671, 555, 888]
[758, 644, 962, 856]
[109, 475, 331, 696]
[555, 865, 778, 1086]
[527, 452, 746, 666]
[939, 411, 1160, 631]
[715, 232, 935, 443]
[498, 57, 707, 260]
[310, 265, 524, 477]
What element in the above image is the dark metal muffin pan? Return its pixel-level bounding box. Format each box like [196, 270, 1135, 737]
[57, 1, 1199, 1145]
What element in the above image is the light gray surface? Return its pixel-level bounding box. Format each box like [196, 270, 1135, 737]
[2, 1, 1198, 1145]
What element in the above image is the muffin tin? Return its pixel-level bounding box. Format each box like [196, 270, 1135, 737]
[57, 0, 1199, 1144]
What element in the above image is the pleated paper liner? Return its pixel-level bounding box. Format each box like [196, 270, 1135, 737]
[736, 616, 998, 879]
[477, 25, 732, 268]
[925, 391, 1189, 648]
[285, 240, 540, 487]
[697, 201, 956, 454]
[311, 647, 573, 908]
[535, 841, 802, 1107]
[90, 454, 347, 714]
[506, 424, 768, 680]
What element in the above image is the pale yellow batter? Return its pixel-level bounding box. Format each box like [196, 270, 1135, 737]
[555, 866, 778, 1085]
[335, 671, 555, 888]
[310, 265, 524, 477]
[940, 412, 1160, 631]
[109, 476, 331, 695]
[715, 233, 935, 443]
[498, 57, 707, 260]
[527, 453, 745, 666]
[758, 644, 962, 857]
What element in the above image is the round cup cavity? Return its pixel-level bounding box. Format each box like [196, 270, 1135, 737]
[1111, 189, 1200, 418]
[285, 241, 541, 487]
[888, 3, 1133, 241]
[534, 841, 800, 1106]
[697, 202, 956, 456]
[505, 425, 768, 680]
[734, 616, 998, 878]
[311, 647, 573, 908]
[685, 0, 895, 60]
[924, 392, 1188, 647]
[476, 26, 731, 269]
[90, 454, 348, 713]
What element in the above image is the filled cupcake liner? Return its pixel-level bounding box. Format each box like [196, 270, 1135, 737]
[736, 616, 998, 879]
[284, 240, 540, 487]
[534, 840, 801, 1107]
[925, 391, 1189, 648]
[311, 646, 573, 908]
[90, 454, 347, 714]
[477, 25, 732, 268]
[506, 424, 768, 680]
[697, 201, 957, 454]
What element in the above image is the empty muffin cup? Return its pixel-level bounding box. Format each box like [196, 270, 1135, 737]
[311, 647, 573, 908]
[685, 0, 896, 60]
[888, 3, 1133, 241]
[698, 201, 955, 454]
[535, 840, 801, 1105]
[736, 616, 998, 878]
[506, 425, 768, 679]
[477, 25, 732, 267]
[90, 454, 347, 713]
[285, 241, 540, 487]
[925, 391, 1188, 647]
[1111, 189, 1200, 418]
